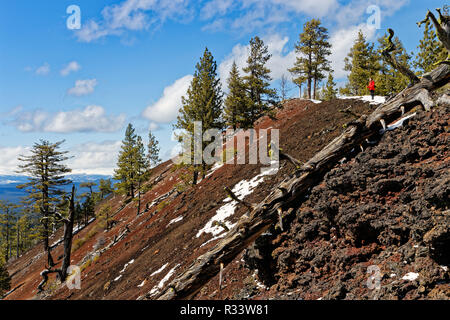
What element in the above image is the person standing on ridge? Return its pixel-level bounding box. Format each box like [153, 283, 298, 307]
[367, 78, 376, 100]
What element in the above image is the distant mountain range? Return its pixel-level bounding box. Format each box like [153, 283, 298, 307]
[0, 174, 112, 203]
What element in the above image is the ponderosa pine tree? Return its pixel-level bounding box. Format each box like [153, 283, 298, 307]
[242, 36, 278, 128]
[414, 19, 448, 74]
[147, 130, 161, 169]
[17, 140, 71, 267]
[175, 47, 223, 184]
[343, 30, 380, 95]
[224, 61, 247, 130]
[134, 135, 149, 215]
[114, 124, 138, 197]
[324, 72, 337, 101]
[290, 19, 332, 100]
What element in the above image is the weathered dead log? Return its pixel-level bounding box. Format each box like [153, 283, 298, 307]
[155, 63, 450, 300]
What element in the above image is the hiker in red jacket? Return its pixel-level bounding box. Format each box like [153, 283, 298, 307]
[367, 78, 376, 100]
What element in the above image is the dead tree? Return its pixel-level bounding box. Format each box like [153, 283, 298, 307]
[417, 7, 450, 66]
[38, 186, 76, 292]
[381, 28, 420, 85]
[153, 16, 450, 300]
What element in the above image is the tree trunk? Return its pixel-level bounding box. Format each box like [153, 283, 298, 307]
[155, 63, 450, 300]
[60, 186, 76, 282]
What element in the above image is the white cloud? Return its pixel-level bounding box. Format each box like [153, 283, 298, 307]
[75, 0, 192, 42]
[0, 146, 30, 175]
[142, 75, 193, 123]
[61, 61, 81, 76]
[0, 141, 121, 176]
[9, 105, 126, 133]
[68, 140, 122, 175]
[202, 0, 337, 33]
[218, 34, 296, 88]
[67, 79, 98, 96]
[35, 63, 50, 76]
[329, 23, 378, 79]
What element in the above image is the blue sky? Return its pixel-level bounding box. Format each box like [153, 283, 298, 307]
[0, 0, 445, 175]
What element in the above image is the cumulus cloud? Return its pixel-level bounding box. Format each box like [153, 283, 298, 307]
[218, 34, 296, 88]
[0, 146, 30, 175]
[9, 105, 126, 133]
[35, 63, 50, 76]
[67, 79, 98, 96]
[329, 23, 378, 79]
[68, 140, 122, 175]
[61, 61, 81, 76]
[142, 75, 193, 123]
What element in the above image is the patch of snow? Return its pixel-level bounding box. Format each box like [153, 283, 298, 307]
[120, 259, 135, 273]
[441, 266, 448, 272]
[402, 272, 419, 281]
[380, 113, 416, 134]
[151, 263, 168, 277]
[309, 99, 322, 104]
[205, 162, 224, 178]
[148, 264, 180, 297]
[196, 163, 278, 238]
[138, 280, 146, 288]
[114, 275, 122, 282]
[340, 95, 386, 105]
[390, 273, 396, 278]
[168, 216, 183, 226]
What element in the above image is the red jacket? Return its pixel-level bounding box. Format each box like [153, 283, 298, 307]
[367, 80, 375, 91]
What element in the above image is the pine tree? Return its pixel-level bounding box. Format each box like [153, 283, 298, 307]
[290, 19, 332, 100]
[376, 35, 413, 96]
[175, 47, 223, 184]
[97, 204, 113, 231]
[324, 72, 337, 101]
[0, 261, 11, 296]
[414, 19, 448, 74]
[242, 36, 278, 128]
[224, 61, 247, 129]
[343, 30, 380, 95]
[16, 140, 71, 267]
[81, 195, 95, 226]
[134, 135, 149, 215]
[0, 201, 16, 262]
[147, 130, 161, 168]
[114, 124, 138, 197]
[99, 179, 113, 200]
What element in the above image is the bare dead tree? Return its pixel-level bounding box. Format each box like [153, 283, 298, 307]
[38, 186, 76, 292]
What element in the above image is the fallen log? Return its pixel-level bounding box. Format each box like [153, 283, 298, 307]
[154, 63, 450, 300]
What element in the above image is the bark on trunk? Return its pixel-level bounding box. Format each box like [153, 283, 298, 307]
[59, 186, 76, 282]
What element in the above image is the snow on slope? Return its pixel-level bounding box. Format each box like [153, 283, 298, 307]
[196, 163, 278, 239]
